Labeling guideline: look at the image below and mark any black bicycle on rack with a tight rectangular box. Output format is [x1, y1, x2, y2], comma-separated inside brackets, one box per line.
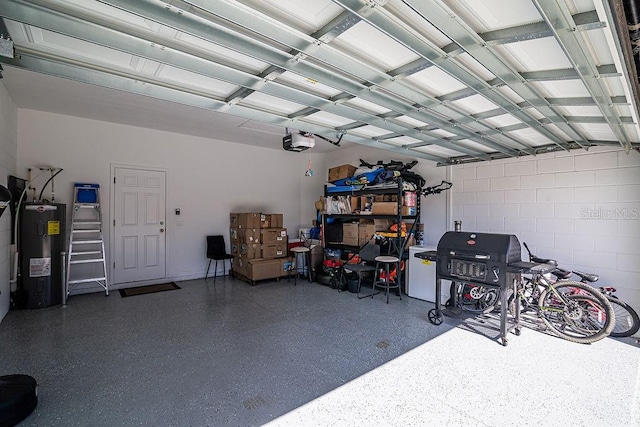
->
[521, 243, 639, 338]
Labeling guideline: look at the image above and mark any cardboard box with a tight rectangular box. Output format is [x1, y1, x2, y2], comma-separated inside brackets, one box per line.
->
[358, 220, 376, 244]
[238, 228, 260, 244]
[232, 213, 261, 229]
[349, 196, 361, 212]
[270, 214, 283, 228]
[374, 219, 394, 232]
[233, 256, 250, 277]
[260, 213, 284, 229]
[260, 228, 287, 244]
[328, 164, 357, 182]
[247, 258, 288, 280]
[342, 223, 359, 246]
[372, 202, 398, 215]
[262, 239, 288, 259]
[239, 243, 261, 259]
[402, 206, 417, 216]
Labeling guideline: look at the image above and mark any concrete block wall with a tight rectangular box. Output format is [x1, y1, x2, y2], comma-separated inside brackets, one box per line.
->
[451, 147, 640, 314]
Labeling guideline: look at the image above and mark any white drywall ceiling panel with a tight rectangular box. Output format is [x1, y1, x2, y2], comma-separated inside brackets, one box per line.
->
[494, 38, 573, 72]
[483, 114, 524, 128]
[574, 123, 618, 141]
[238, 0, 343, 33]
[333, 21, 420, 71]
[241, 92, 307, 114]
[157, 64, 239, 97]
[449, 94, 501, 115]
[344, 97, 392, 115]
[556, 105, 606, 117]
[533, 80, 591, 98]
[394, 115, 430, 128]
[405, 66, 468, 97]
[175, 33, 270, 74]
[386, 135, 422, 146]
[509, 127, 558, 146]
[443, 0, 542, 33]
[349, 124, 391, 138]
[415, 145, 465, 158]
[276, 71, 343, 97]
[304, 111, 356, 127]
[29, 27, 134, 67]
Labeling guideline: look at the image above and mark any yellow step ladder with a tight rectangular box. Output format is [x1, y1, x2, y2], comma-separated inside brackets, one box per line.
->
[65, 183, 108, 303]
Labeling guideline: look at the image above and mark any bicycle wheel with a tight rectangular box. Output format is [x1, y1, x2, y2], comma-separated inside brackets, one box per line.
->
[538, 281, 614, 344]
[457, 283, 499, 314]
[608, 297, 640, 338]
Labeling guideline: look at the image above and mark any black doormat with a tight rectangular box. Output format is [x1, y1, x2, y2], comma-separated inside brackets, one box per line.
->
[119, 282, 180, 298]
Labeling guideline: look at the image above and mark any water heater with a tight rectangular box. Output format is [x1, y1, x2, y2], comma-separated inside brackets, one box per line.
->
[18, 203, 66, 309]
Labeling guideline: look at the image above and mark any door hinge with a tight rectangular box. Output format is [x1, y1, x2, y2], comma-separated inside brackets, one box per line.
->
[113, 262, 115, 269]
[113, 177, 116, 184]
[113, 219, 115, 226]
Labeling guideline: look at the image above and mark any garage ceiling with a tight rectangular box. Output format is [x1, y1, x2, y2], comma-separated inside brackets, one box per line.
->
[1, 0, 639, 165]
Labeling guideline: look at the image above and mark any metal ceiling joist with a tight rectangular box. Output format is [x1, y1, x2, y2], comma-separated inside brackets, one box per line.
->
[223, 10, 358, 108]
[519, 64, 619, 82]
[156, 0, 528, 156]
[533, 0, 632, 152]
[387, 11, 605, 80]
[1, 0, 490, 159]
[311, 10, 361, 42]
[399, 0, 591, 151]
[546, 95, 628, 106]
[334, 0, 576, 153]
[3, 51, 450, 163]
[479, 10, 603, 46]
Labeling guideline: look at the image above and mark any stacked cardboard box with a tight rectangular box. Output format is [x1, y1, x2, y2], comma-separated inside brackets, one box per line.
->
[230, 212, 289, 282]
[328, 164, 357, 182]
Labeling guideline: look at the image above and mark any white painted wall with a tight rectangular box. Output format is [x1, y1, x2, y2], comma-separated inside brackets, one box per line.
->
[450, 147, 640, 315]
[325, 145, 449, 246]
[0, 82, 18, 321]
[17, 109, 326, 285]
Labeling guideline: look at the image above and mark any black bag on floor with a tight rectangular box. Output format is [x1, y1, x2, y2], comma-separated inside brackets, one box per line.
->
[0, 375, 38, 427]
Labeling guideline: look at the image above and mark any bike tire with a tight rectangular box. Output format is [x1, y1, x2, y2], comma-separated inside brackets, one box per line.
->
[538, 281, 614, 344]
[608, 297, 640, 338]
[457, 283, 499, 314]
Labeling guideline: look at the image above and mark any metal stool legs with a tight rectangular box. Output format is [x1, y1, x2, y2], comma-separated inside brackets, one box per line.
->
[373, 256, 401, 303]
[289, 247, 311, 285]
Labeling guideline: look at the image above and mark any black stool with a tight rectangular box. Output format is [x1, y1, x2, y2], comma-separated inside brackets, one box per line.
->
[372, 255, 402, 303]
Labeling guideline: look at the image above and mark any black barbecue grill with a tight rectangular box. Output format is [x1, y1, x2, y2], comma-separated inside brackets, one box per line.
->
[416, 231, 546, 346]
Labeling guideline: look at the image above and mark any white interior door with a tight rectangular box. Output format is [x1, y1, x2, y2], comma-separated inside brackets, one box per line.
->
[113, 167, 166, 284]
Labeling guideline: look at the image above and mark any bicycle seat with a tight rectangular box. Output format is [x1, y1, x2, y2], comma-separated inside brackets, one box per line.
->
[530, 255, 558, 266]
[573, 270, 599, 283]
[551, 268, 572, 280]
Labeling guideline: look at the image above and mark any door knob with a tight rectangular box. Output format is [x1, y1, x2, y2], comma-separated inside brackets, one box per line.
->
[160, 229, 165, 233]
[160, 221, 164, 225]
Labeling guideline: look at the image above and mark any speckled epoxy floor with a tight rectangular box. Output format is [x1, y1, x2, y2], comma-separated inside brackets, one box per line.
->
[0, 277, 638, 426]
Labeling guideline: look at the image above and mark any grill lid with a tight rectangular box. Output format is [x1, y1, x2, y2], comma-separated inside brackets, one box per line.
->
[437, 231, 521, 264]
